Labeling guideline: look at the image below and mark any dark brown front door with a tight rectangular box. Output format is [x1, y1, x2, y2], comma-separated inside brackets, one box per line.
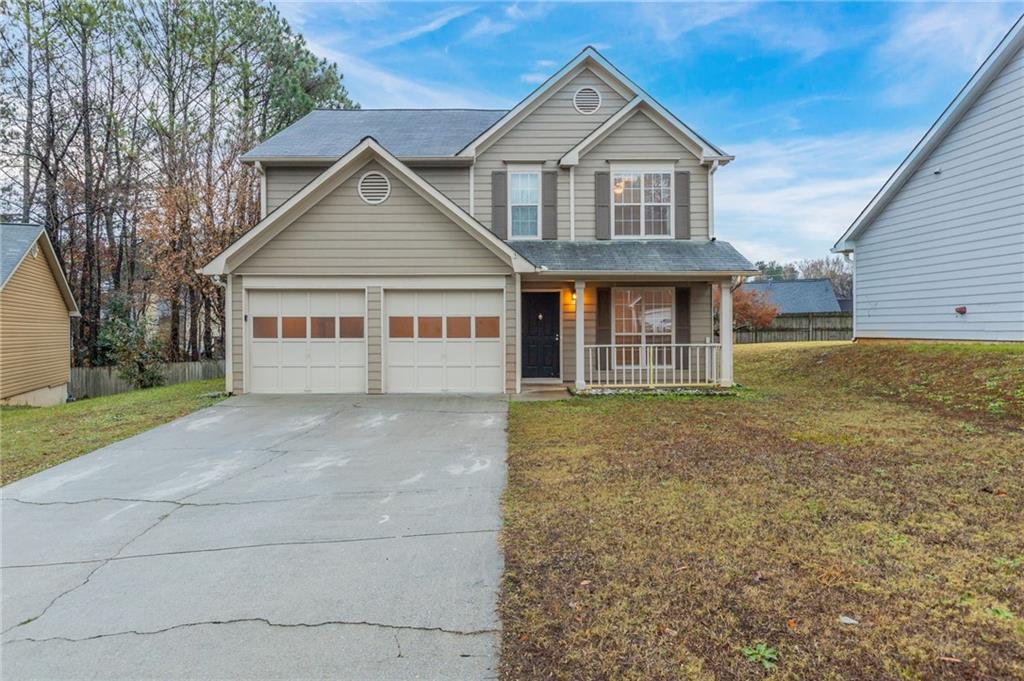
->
[522, 292, 560, 379]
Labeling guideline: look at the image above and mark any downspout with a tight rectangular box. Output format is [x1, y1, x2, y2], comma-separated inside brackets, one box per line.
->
[707, 159, 720, 240]
[569, 165, 576, 240]
[469, 160, 475, 217]
[256, 161, 267, 219]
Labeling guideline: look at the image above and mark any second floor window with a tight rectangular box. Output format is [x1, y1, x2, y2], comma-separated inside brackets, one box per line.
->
[509, 169, 540, 239]
[613, 170, 672, 237]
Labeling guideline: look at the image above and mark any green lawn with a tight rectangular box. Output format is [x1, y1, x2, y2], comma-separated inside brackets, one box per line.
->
[1, 379, 227, 485]
[501, 341, 1024, 680]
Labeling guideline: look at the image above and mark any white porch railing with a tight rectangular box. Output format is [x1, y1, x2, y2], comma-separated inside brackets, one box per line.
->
[583, 343, 722, 388]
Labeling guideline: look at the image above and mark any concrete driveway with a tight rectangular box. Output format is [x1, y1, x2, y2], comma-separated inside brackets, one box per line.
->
[1, 394, 508, 680]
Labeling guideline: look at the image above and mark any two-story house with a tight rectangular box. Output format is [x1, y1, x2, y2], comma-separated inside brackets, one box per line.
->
[203, 47, 758, 395]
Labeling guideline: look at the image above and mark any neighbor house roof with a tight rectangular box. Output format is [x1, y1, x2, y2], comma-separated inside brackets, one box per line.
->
[506, 240, 757, 275]
[742, 279, 840, 315]
[1, 222, 80, 314]
[241, 109, 507, 162]
[833, 14, 1024, 252]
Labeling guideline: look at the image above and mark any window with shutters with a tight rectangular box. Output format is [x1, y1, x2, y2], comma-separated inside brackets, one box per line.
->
[611, 166, 673, 238]
[507, 166, 541, 239]
[612, 287, 674, 366]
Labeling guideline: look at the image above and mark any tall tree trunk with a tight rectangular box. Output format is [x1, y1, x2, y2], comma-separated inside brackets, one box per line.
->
[22, 0, 34, 223]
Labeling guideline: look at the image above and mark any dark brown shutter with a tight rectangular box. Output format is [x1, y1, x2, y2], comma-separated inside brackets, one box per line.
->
[596, 287, 612, 344]
[491, 171, 507, 239]
[675, 171, 691, 239]
[542, 171, 558, 240]
[675, 287, 691, 369]
[595, 171, 611, 240]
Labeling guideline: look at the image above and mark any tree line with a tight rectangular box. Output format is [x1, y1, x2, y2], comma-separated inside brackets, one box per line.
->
[1, 0, 356, 367]
[753, 256, 853, 299]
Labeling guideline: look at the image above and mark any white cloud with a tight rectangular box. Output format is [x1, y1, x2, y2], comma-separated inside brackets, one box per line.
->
[308, 41, 497, 108]
[640, 2, 751, 42]
[367, 5, 477, 50]
[716, 128, 922, 260]
[464, 16, 517, 41]
[519, 72, 547, 84]
[875, 3, 1020, 105]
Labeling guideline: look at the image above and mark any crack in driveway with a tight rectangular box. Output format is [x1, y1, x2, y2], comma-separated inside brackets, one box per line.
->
[4, 616, 499, 645]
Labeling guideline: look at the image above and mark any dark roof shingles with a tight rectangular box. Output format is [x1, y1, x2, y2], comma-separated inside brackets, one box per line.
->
[742, 279, 841, 314]
[508, 240, 757, 273]
[242, 109, 508, 160]
[1, 223, 44, 286]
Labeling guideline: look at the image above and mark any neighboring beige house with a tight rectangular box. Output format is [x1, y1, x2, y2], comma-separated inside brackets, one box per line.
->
[1, 223, 80, 406]
[204, 47, 757, 395]
[834, 15, 1024, 341]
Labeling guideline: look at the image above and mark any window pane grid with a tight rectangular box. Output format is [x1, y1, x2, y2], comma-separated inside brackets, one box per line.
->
[612, 288, 674, 367]
[509, 171, 539, 238]
[613, 172, 672, 237]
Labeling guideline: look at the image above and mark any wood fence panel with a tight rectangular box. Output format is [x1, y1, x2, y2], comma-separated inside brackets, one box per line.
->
[736, 313, 853, 344]
[71, 360, 225, 399]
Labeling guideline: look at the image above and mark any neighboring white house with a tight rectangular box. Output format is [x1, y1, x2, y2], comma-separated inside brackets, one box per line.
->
[833, 15, 1024, 342]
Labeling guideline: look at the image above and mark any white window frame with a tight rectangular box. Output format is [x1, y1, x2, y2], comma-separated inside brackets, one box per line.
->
[507, 164, 542, 240]
[611, 286, 675, 368]
[610, 163, 674, 239]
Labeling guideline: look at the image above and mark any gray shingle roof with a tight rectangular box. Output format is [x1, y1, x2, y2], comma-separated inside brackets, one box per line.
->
[1, 223, 44, 287]
[508, 239, 757, 273]
[242, 109, 508, 160]
[742, 279, 841, 314]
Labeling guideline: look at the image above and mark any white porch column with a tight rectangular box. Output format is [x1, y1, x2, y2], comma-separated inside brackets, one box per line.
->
[575, 280, 586, 390]
[720, 280, 734, 387]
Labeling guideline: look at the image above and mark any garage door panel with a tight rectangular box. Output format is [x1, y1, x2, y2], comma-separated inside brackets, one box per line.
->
[384, 289, 504, 394]
[247, 289, 366, 394]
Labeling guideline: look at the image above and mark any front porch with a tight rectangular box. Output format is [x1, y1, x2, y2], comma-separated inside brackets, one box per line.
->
[518, 277, 736, 391]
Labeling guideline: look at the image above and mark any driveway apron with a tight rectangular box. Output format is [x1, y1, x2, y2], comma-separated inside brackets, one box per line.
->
[1, 394, 508, 680]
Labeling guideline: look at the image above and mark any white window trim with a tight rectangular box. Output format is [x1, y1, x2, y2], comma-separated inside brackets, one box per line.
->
[507, 164, 542, 241]
[611, 286, 675, 368]
[609, 163, 674, 240]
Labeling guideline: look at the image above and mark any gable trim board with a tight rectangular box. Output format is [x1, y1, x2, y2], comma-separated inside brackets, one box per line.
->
[457, 47, 730, 164]
[203, 137, 536, 276]
[834, 14, 1024, 251]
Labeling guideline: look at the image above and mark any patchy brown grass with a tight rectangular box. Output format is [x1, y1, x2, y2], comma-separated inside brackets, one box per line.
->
[500, 341, 1024, 680]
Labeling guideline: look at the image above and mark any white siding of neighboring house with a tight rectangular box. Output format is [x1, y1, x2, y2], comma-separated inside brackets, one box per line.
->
[852, 44, 1024, 341]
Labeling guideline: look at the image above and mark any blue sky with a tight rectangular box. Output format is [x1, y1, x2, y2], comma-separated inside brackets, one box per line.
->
[274, 1, 1023, 262]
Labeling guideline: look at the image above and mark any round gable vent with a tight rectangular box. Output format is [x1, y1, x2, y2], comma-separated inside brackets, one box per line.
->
[573, 86, 601, 114]
[358, 171, 391, 204]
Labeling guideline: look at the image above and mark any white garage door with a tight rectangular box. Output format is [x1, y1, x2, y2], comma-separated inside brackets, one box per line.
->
[385, 290, 504, 393]
[248, 289, 366, 393]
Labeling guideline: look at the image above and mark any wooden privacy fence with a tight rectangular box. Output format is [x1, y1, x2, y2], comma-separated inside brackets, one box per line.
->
[71, 360, 224, 399]
[736, 313, 853, 344]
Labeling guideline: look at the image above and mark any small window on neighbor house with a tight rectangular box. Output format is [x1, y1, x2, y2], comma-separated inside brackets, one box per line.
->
[282, 317, 306, 339]
[340, 317, 364, 339]
[446, 317, 471, 338]
[418, 317, 443, 339]
[253, 317, 277, 339]
[475, 316, 501, 338]
[389, 316, 414, 338]
[310, 317, 335, 339]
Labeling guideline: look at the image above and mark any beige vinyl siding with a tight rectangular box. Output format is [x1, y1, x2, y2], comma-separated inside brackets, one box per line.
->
[265, 166, 325, 213]
[473, 69, 628, 236]
[576, 111, 708, 240]
[505, 275, 517, 391]
[853, 43, 1024, 341]
[231, 274, 243, 392]
[238, 161, 511, 275]
[415, 166, 470, 212]
[521, 280, 714, 383]
[0, 240, 71, 399]
[366, 286, 382, 393]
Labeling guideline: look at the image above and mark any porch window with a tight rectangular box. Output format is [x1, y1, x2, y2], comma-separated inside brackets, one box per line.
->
[613, 288, 673, 366]
[508, 169, 540, 239]
[612, 170, 672, 237]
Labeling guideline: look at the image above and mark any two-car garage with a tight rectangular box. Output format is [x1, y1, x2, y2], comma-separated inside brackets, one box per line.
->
[245, 287, 504, 394]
